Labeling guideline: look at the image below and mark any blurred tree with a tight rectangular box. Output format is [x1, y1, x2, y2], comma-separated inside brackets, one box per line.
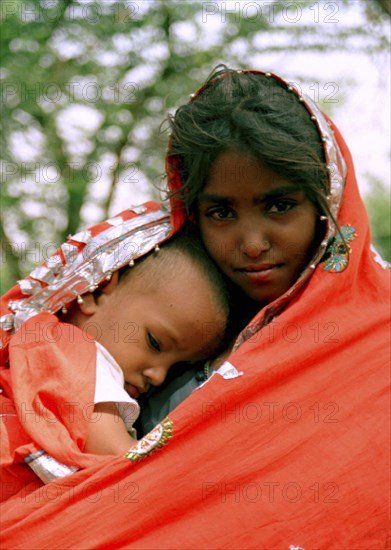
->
[373, 0, 391, 16]
[0, 0, 390, 291]
[364, 177, 391, 262]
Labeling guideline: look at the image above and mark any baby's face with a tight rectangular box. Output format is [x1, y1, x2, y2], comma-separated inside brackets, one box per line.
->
[84, 261, 225, 398]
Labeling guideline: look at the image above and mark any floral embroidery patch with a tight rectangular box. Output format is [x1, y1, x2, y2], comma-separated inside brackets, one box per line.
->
[323, 224, 357, 272]
[124, 417, 173, 462]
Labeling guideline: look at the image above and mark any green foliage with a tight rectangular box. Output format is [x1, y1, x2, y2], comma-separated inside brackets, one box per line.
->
[364, 177, 391, 262]
[0, 0, 390, 291]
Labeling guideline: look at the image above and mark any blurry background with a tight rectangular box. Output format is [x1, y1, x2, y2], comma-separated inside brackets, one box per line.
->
[1, 0, 390, 291]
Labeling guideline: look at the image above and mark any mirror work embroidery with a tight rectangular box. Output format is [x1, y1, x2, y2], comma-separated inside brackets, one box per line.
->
[323, 224, 357, 273]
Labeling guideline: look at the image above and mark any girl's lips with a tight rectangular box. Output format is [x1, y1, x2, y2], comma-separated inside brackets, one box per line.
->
[235, 264, 282, 284]
[238, 264, 278, 271]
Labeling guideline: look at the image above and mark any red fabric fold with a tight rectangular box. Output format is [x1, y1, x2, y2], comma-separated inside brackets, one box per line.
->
[1, 313, 114, 502]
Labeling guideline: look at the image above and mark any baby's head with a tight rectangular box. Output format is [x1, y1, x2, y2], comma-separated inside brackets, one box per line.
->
[68, 234, 229, 397]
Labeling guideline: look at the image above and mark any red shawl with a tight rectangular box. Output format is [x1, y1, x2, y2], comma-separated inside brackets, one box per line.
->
[0, 124, 390, 548]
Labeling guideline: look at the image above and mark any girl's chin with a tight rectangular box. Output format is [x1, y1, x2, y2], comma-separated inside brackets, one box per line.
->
[235, 281, 283, 305]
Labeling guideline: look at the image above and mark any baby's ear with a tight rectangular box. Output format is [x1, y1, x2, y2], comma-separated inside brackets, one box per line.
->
[99, 271, 120, 295]
[77, 271, 120, 315]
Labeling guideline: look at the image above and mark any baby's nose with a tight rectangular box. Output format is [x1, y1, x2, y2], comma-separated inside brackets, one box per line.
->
[143, 365, 168, 387]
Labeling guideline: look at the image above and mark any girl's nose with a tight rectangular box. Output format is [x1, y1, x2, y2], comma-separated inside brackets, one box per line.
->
[242, 239, 271, 258]
[240, 222, 271, 258]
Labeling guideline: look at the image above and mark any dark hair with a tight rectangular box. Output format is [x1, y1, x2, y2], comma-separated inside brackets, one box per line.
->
[166, 66, 331, 220]
[119, 232, 229, 322]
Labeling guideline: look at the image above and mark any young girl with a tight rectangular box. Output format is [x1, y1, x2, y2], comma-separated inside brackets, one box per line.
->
[0, 205, 228, 490]
[137, 67, 390, 546]
[136, 67, 376, 432]
[1, 68, 389, 550]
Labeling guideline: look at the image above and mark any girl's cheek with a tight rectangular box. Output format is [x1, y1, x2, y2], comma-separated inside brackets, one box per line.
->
[201, 224, 238, 263]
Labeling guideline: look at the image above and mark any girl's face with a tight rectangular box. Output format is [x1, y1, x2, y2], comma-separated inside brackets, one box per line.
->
[197, 149, 318, 305]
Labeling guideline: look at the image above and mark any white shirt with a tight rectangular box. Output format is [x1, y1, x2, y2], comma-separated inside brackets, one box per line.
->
[94, 342, 140, 432]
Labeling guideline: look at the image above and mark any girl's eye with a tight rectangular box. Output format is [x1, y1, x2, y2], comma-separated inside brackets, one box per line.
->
[147, 333, 161, 352]
[205, 206, 235, 221]
[267, 199, 297, 214]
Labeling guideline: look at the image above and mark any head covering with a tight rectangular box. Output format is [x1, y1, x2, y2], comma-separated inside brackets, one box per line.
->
[167, 70, 347, 237]
[0, 201, 173, 359]
[1, 70, 390, 549]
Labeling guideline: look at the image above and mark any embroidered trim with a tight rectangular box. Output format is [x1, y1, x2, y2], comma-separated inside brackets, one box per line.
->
[124, 417, 173, 462]
[24, 449, 79, 483]
[323, 224, 357, 272]
[1, 205, 171, 337]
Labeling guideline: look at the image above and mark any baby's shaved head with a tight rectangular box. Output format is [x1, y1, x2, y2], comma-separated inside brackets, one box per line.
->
[119, 234, 229, 333]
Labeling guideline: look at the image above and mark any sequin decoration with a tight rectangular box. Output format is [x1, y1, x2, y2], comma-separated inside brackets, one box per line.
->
[323, 224, 357, 272]
[124, 417, 173, 462]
